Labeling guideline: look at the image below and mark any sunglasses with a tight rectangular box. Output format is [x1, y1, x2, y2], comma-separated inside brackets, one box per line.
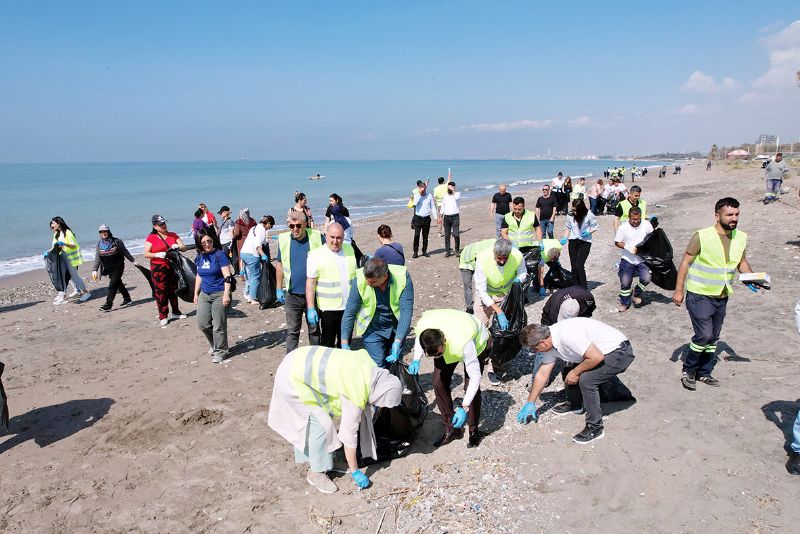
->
[287, 223, 304, 229]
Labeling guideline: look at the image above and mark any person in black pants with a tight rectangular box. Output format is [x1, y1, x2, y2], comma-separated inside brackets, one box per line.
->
[91, 224, 137, 312]
[410, 181, 438, 258]
[563, 199, 598, 288]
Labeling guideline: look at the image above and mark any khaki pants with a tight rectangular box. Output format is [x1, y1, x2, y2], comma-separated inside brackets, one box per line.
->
[473, 292, 504, 374]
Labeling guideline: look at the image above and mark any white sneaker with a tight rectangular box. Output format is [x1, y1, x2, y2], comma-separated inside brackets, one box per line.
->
[79, 292, 91, 302]
[53, 295, 66, 305]
[171, 313, 188, 320]
[306, 470, 338, 494]
[160, 318, 169, 327]
[67, 289, 80, 298]
[208, 347, 214, 355]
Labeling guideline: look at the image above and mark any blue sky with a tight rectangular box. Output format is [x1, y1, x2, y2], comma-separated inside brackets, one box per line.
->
[0, 1, 798, 162]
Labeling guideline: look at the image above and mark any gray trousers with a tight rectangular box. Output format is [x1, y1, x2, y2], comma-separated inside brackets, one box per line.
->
[285, 292, 321, 354]
[64, 260, 87, 293]
[460, 269, 474, 311]
[579, 342, 635, 428]
[197, 291, 228, 356]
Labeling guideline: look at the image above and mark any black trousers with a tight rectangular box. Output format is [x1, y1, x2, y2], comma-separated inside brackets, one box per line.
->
[443, 214, 460, 252]
[567, 239, 592, 288]
[105, 265, 130, 306]
[319, 310, 344, 348]
[412, 215, 431, 254]
[433, 352, 486, 434]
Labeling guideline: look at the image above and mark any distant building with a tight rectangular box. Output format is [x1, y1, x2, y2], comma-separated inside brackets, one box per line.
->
[757, 134, 777, 146]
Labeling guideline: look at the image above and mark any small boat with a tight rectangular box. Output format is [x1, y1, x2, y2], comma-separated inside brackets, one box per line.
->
[308, 174, 325, 181]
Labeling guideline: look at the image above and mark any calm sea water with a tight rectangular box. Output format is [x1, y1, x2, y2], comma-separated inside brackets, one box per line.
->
[0, 159, 661, 277]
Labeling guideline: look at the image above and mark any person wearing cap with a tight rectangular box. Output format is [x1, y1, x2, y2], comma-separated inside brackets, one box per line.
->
[144, 215, 188, 327]
[410, 180, 437, 258]
[216, 206, 238, 274]
[92, 224, 137, 312]
[306, 223, 357, 348]
[763, 152, 790, 204]
[239, 215, 275, 304]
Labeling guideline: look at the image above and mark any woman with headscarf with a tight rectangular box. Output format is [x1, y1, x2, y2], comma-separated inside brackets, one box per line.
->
[91, 224, 137, 312]
[288, 192, 315, 229]
[49, 216, 91, 304]
[144, 214, 188, 327]
[268, 346, 402, 494]
[233, 208, 256, 276]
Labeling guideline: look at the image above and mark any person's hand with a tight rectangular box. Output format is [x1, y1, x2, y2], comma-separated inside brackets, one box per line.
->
[42, 250, 49, 258]
[193, 293, 199, 305]
[56, 241, 65, 247]
[154, 251, 167, 259]
[539, 242, 545, 251]
[539, 287, 547, 297]
[351, 469, 370, 489]
[559, 238, 567, 246]
[275, 289, 285, 304]
[408, 360, 420, 375]
[745, 283, 759, 293]
[496, 312, 509, 330]
[341, 343, 351, 350]
[513, 276, 522, 284]
[565, 370, 579, 385]
[451, 407, 467, 429]
[672, 291, 684, 307]
[516, 402, 538, 424]
[261, 254, 269, 262]
[171, 244, 180, 250]
[625, 244, 638, 254]
[91, 271, 98, 281]
[223, 293, 231, 307]
[133, 261, 140, 267]
[271, 234, 280, 240]
[306, 308, 319, 326]
[580, 230, 591, 239]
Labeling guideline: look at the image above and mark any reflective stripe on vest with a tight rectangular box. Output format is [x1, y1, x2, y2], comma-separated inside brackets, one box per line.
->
[477, 248, 523, 297]
[619, 199, 647, 222]
[504, 211, 537, 248]
[686, 226, 747, 296]
[278, 229, 323, 291]
[291, 346, 375, 416]
[458, 238, 496, 271]
[354, 265, 408, 336]
[310, 244, 357, 310]
[415, 309, 489, 365]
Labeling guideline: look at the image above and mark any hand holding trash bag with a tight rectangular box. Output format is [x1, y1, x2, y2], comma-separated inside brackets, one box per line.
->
[384, 340, 402, 363]
[496, 312, 509, 330]
[408, 360, 420, 375]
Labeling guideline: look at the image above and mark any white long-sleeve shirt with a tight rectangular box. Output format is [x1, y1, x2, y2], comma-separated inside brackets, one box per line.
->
[413, 339, 482, 407]
[473, 260, 527, 307]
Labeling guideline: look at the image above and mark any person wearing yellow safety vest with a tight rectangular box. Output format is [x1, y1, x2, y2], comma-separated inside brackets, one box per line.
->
[275, 211, 325, 353]
[48, 216, 91, 304]
[614, 184, 647, 231]
[340, 257, 414, 367]
[408, 309, 490, 448]
[672, 197, 759, 391]
[268, 346, 402, 493]
[500, 196, 542, 251]
[457, 238, 496, 314]
[473, 238, 526, 385]
[433, 176, 448, 238]
[306, 222, 357, 348]
[613, 207, 653, 312]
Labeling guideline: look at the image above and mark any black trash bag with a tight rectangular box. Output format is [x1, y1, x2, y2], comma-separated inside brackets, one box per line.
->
[257, 260, 278, 309]
[44, 246, 71, 293]
[167, 251, 198, 303]
[543, 261, 573, 290]
[0, 361, 8, 431]
[488, 283, 527, 368]
[523, 249, 541, 275]
[373, 361, 429, 460]
[636, 228, 677, 290]
[135, 263, 156, 298]
[599, 376, 636, 402]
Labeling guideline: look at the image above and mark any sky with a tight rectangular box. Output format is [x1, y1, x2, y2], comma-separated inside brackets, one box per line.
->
[0, 0, 798, 163]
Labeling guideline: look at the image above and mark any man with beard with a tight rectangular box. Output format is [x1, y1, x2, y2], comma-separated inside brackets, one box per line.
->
[672, 198, 759, 390]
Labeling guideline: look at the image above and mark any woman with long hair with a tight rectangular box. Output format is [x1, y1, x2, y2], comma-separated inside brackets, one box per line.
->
[288, 192, 315, 228]
[91, 224, 137, 312]
[193, 227, 233, 363]
[49, 216, 91, 304]
[233, 208, 256, 276]
[562, 199, 598, 288]
[144, 214, 187, 327]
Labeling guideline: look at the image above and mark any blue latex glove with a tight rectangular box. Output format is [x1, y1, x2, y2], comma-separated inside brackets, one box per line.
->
[496, 312, 509, 330]
[746, 283, 758, 293]
[271, 235, 280, 240]
[351, 469, 370, 489]
[538, 242, 545, 251]
[559, 238, 568, 246]
[516, 402, 538, 424]
[408, 360, 420, 375]
[385, 340, 402, 363]
[452, 407, 467, 429]
[341, 343, 351, 350]
[307, 308, 319, 326]
[260, 254, 269, 261]
[513, 276, 522, 284]
[42, 250, 49, 258]
[539, 287, 547, 297]
[275, 289, 285, 304]
[580, 230, 591, 239]
[56, 241, 65, 247]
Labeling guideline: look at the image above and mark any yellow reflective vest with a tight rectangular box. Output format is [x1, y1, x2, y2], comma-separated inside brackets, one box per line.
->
[309, 243, 357, 310]
[278, 229, 323, 291]
[476, 248, 523, 297]
[458, 238, 496, 271]
[414, 309, 489, 365]
[53, 230, 83, 267]
[291, 346, 376, 416]
[503, 210, 538, 248]
[687, 226, 747, 296]
[353, 265, 408, 336]
[618, 199, 647, 223]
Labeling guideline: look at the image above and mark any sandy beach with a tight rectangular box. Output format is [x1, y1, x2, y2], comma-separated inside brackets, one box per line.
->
[2, 161, 799, 533]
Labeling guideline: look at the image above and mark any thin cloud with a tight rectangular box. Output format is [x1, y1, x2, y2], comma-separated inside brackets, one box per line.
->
[455, 119, 555, 132]
[412, 127, 441, 136]
[681, 70, 739, 92]
[743, 19, 800, 101]
[678, 104, 700, 115]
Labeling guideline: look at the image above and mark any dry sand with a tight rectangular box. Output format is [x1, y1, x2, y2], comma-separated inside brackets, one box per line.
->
[2, 161, 800, 533]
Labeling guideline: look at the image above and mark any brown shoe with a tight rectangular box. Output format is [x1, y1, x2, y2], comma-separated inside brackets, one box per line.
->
[306, 470, 338, 494]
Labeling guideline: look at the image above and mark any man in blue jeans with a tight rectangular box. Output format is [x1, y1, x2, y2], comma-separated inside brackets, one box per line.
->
[490, 184, 512, 238]
[535, 185, 558, 239]
[613, 207, 654, 312]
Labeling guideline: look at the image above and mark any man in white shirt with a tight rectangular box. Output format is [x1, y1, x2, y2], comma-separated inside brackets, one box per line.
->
[614, 207, 653, 312]
[411, 180, 438, 258]
[517, 319, 636, 444]
[438, 181, 461, 257]
[239, 215, 273, 304]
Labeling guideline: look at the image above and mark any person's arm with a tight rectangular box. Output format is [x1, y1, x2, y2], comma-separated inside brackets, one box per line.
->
[430, 197, 438, 220]
[535, 220, 543, 242]
[92, 244, 101, 273]
[737, 250, 753, 274]
[175, 237, 186, 252]
[514, 257, 528, 284]
[275, 260, 284, 290]
[340, 278, 362, 344]
[473, 267, 495, 309]
[564, 343, 605, 385]
[305, 277, 318, 310]
[534, 202, 541, 222]
[563, 219, 571, 240]
[412, 337, 424, 362]
[489, 199, 496, 215]
[394, 273, 414, 340]
[220, 256, 233, 306]
[143, 240, 161, 259]
[461, 341, 482, 408]
[337, 396, 363, 473]
[193, 270, 202, 304]
[500, 227, 509, 240]
[525, 361, 556, 404]
[60, 231, 78, 249]
[672, 251, 696, 306]
[119, 240, 136, 263]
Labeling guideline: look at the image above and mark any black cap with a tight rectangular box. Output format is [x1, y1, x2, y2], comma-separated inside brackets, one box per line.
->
[416, 179, 425, 186]
[217, 205, 230, 214]
[152, 214, 166, 225]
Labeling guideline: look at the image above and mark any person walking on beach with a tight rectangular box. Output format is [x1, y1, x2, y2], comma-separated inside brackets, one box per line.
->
[500, 197, 542, 251]
[144, 215, 187, 327]
[560, 177, 573, 215]
[305, 223, 357, 348]
[439, 181, 461, 257]
[517, 319, 636, 444]
[588, 179, 604, 215]
[614, 184, 646, 231]
[535, 184, 558, 239]
[672, 197, 759, 390]
[490, 184, 513, 238]
[49, 217, 91, 304]
[340, 257, 414, 368]
[409, 309, 490, 448]
[91, 224, 136, 312]
[198, 203, 217, 232]
[410, 180, 437, 258]
[233, 208, 256, 275]
[433, 176, 448, 238]
[763, 152, 790, 204]
[239, 215, 274, 305]
[457, 238, 495, 314]
[563, 199, 598, 289]
[217, 206, 238, 274]
[289, 192, 315, 228]
[614, 207, 653, 312]
[275, 211, 325, 353]
[193, 228, 233, 363]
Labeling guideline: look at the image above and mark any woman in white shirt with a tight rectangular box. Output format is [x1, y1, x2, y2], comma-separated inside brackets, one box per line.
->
[563, 199, 598, 288]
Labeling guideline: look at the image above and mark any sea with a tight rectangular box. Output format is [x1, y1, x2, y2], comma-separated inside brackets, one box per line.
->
[0, 159, 664, 278]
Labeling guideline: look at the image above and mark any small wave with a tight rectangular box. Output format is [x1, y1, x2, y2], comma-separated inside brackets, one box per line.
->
[383, 197, 408, 202]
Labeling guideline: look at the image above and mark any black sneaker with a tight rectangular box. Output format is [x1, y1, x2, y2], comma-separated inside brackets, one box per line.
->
[99, 304, 112, 312]
[487, 371, 501, 386]
[412, 253, 419, 259]
[465, 307, 474, 315]
[552, 402, 585, 415]
[120, 299, 133, 307]
[572, 425, 604, 444]
[444, 251, 452, 257]
[467, 431, 483, 448]
[787, 452, 800, 475]
[422, 252, 430, 257]
[681, 371, 696, 391]
[697, 375, 720, 387]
